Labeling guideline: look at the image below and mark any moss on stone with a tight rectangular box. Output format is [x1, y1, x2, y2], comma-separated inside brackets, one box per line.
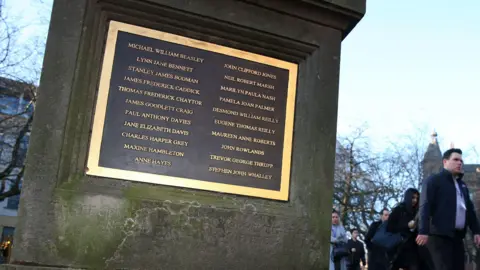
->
[53, 191, 132, 268]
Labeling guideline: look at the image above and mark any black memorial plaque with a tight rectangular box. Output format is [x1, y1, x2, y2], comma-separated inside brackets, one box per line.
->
[87, 21, 297, 200]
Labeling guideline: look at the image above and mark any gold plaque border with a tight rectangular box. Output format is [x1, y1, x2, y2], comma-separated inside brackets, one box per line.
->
[86, 20, 298, 201]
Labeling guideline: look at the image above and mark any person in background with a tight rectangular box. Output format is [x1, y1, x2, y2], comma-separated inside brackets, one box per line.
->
[364, 208, 389, 270]
[330, 210, 348, 270]
[417, 148, 480, 270]
[346, 229, 366, 270]
[387, 188, 420, 270]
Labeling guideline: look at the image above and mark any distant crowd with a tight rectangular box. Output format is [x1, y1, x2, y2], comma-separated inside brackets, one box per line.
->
[330, 148, 480, 270]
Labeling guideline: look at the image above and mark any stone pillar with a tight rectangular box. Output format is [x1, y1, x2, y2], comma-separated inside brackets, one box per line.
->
[8, 0, 365, 269]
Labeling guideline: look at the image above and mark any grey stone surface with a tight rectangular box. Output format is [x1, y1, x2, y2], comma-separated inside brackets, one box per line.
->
[10, 0, 365, 269]
[0, 265, 79, 270]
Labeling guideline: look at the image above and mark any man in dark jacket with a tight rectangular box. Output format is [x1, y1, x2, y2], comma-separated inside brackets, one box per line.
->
[364, 208, 389, 270]
[417, 148, 480, 270]
[346, 229, 366, 270]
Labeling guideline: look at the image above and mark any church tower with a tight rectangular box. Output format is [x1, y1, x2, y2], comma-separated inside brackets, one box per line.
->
[420, 131, 443, 187]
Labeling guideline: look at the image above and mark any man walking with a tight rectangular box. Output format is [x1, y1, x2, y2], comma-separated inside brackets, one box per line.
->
[346, 229, 366, 270]
[364, 208, 389, 270]
[417, 148, 480, 270]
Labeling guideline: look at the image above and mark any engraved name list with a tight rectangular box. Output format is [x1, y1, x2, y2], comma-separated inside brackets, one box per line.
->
[87, 21, 297, 200]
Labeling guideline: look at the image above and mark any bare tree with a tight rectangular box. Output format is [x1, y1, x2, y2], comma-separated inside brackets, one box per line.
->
[0, 0, 50, 201]
[333, 124, 428, 236]
[386, 124, 430, 190]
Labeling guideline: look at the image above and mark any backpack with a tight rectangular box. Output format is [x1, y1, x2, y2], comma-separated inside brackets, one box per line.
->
[371, 221, 403, 251]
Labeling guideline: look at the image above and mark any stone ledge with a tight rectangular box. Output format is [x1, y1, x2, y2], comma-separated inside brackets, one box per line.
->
[0, 265, 81, 270]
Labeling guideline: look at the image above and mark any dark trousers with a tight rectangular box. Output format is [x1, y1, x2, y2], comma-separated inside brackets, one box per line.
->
[427, 234, 465, 270]
[368, 250, 388, 270]
[347, 263, 360, 270]
[418, 245, 434, 270]
[368, 262, 386, 270]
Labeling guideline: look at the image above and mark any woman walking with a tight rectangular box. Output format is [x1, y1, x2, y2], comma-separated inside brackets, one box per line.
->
[387, 188, 421, 270]
[330, 210, 348, 270]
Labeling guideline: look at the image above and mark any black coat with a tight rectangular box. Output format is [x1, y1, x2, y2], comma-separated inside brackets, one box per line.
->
[387, 202, 418, 268]
[346, 239, 366, 266]
[365, 220, 387, 265]
[419, 169, 480, 238]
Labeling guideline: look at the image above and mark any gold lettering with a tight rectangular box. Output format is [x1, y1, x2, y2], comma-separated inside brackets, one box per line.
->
[145, 135, 189, 147]
[239, 111, 279, 124]
[148, 147, 184, 157]
[125, 98, 144, 106]
[208, 166, 272, 180]
[224, 64, 238, 71]
[220, 85, 275, 101]
[247, 172, 272, 180]
[214, 119, 235, 127]
[137, 58, 195, 73]
[253, 137, 276, 146]
[211, 131, 238, 139]
[142, 91, 175, 101]
[123, 76, 200, 95]
[125, 122, 189, 136]
[148, 136, 172, 145]
[175, 96, 202, 106]
[124, 143, 147, 152]
[221, 144, 235, 151]
[119, 86, 143, 95]
[174, 86, 200, 95]
[175, 107, 194, 115]
[124, 109, 141, 117]
[212, 107, 239, 116]
[219, 97, 274, 112]
[136, 57, 153, 64]
[224, 63, 276, 79]
[262, 72, 276, 79]
[121, 132, 149, 141]
[123, 121, 139, 128]
[170, 117, 191, 125]
[124, 144, 184, 156]
[213, 118, 275, 134]
[221, 144, 265, 156]
[154, 48, 204, 63]
[208, 166, 247, 176]
[256, 82, 275, 90]
[173, 140, 189, 147]
[128, 43, 154, 52]
[125, 98, 193, 115]
[174, 75, 199, 84]
[141, 112, 170, 122]
[134, 157, 172, 167]
[168, 63, 194, 73]
[235, 123, 275, 134]
[210, 154, 272, 168]
[128, 66, 155, 76]
[236, 77, 256, 86]
[154, 71, 174, 79]
[224, 75, 236, 81]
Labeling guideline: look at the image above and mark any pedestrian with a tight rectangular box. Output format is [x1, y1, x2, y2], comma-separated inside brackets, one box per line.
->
[364, 208, 389, 270]
[330, 210, 348, 270]
[346, 229, 366, 270]
[387, 188, 420, 270]
[417, 148, 480, 270]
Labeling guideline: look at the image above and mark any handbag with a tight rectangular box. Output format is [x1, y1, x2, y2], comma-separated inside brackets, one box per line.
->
[331, 243, 350, 262]
[371, 221, 403, 251]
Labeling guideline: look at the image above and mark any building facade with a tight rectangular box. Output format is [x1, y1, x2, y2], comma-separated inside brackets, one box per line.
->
[422, 132, 480, 269]
[0, 77, 34, 263]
